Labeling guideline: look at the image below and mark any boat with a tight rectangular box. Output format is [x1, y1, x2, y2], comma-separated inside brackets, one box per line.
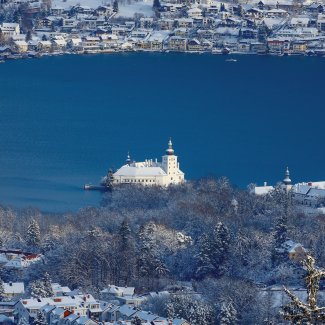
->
[226, 59, 237, 62]
[212, 49, 223, 55]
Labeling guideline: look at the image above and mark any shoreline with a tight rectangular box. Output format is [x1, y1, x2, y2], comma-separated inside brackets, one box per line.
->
[1, 48, 323, 64]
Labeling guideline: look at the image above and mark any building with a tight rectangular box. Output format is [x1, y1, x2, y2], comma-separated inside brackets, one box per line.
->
[252, 167, 291, 195]
[0, 23, 20, 39]
[112, 139, 185, 187]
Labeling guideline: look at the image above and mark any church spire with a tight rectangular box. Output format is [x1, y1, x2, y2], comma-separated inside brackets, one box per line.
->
[283, 166, 292, 185]
[166, 138, 174, 155]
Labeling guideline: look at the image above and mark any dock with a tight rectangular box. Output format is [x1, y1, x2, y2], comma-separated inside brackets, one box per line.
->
[83, 184, 111, 191]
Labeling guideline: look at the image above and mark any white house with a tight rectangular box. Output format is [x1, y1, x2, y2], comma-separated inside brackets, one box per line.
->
[112, 139, 185, 187]
[0, 23, 20, 39]
[3, 282, 25, 298]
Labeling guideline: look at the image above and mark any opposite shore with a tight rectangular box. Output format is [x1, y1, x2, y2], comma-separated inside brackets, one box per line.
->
[1, 0, 325, 63]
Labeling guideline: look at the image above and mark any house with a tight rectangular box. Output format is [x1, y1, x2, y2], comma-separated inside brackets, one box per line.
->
[266, 8, 289, 18]
[51, 6, 65, 16]
[317, 14, 325, 31]
[147, 31, 168, 50]
[3, 282, 24, 299]
[168, 36, 187, 51]
[82, 37, 101, 52]
[13, 40, 28, 53]
[290, 17, 310, 28]
[292, 181, 325, 207]
[114, 305, 137, 321]
[52, 39, 67, 51]
[291, 41, 307, 54]
[278, 240, 308, 262]
[101, 285, 135, 299]
[188, 7, 202, 19]
[140, 17, 154, 28]
[267, 37, 290, 54]
[0, 249, 42, 269]
[0, 23, 20, 39]
[187, 38, 202, 51]
[15, 294, 100, 324]
[175, 18, 194, 28]
[38, 40, 52, 52]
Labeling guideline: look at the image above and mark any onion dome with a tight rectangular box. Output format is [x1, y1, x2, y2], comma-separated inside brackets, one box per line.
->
[126, 152, 131, 165]
[283, 167, 292, 185]
[166, 138, 174, 155]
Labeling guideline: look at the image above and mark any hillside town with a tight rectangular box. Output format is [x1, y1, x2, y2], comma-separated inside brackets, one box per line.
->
[1, 0, 325, 60]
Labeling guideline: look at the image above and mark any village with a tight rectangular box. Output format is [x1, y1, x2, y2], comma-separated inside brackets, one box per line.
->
[1, 0, 325, 60]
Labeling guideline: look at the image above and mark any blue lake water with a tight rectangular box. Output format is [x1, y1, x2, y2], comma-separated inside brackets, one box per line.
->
[0, 53, 324, 212]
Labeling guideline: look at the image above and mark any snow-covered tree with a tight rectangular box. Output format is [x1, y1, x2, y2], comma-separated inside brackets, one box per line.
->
[0, 277, 5, 299]
[167, 294, 215, 325]
[26, 218, 41, 247]
[211, 222, 230, 276]
[42, 272, 54, 297]
[218, 300, 238, 325]
[30, 280, 47, 298]
[131, 316, 142, 325]
[272, 214, 288, 265]
[113, 0, 118, 12]
[196, 222, 230, 279]
[33, 311, 46, 325]
[196, 234, 215, 279]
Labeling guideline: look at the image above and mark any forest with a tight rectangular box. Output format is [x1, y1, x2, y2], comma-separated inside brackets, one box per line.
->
[0, 177, 324, 324]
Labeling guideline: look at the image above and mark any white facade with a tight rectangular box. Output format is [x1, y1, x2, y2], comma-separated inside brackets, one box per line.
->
[0, 23, 20, 39]
[112, 139, 185, 187]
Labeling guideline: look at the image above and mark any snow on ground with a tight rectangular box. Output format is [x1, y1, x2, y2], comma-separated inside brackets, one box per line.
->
[117, 0, 154, 18]
[52, 0, 105, 9]
[52, 0, 154, 18]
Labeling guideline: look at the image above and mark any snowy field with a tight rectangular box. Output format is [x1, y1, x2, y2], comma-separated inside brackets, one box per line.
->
[52, 0, 154, 18]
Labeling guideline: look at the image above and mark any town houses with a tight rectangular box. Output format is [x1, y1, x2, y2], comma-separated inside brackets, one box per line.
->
[1, 0, 325, 59]
[1, 282, 190, 325]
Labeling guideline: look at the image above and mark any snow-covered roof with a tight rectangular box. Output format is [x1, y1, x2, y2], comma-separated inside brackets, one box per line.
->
[114, 165, 167, 177]
[4, 282, 24, 295]
[253, 185, 274, 196]
[118, 304, 137, 317]
[134, 310, 158, 322]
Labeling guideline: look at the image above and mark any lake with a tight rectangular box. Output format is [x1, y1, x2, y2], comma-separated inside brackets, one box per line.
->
[0, 53, 324, 212]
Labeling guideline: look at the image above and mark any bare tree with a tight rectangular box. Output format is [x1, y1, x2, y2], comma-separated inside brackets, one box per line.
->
[282, 255, 325, 324]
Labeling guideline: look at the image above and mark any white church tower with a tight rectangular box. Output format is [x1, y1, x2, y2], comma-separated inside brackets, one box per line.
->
[161, 138, 184, 185]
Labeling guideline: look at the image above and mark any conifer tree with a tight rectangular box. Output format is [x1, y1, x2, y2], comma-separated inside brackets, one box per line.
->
[113, 0, 119, 13]
[211, 222, 230, 277]
[0, 277, 5, 300]
[42, 272, 54, 297]
[153, 0, 161, 10]
[33, 311, 46, 325]
[272, 214, 288, 265]
[131, 316, 142, 325]
[26, 218, 41, 247]
[218, 300, 238, 325]
[196, 234, 215, 279]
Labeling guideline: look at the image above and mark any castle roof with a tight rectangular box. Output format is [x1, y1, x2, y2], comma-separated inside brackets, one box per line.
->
[114, 165, 167, 177]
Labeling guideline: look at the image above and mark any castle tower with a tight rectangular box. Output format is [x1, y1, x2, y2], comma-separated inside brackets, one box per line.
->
[126, 152, 131, 165]
[162, 138, 178, 177]
[282, 166, 292, 194]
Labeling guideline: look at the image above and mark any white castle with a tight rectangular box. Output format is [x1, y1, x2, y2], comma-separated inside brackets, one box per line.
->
[112, 139, 185, 186]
